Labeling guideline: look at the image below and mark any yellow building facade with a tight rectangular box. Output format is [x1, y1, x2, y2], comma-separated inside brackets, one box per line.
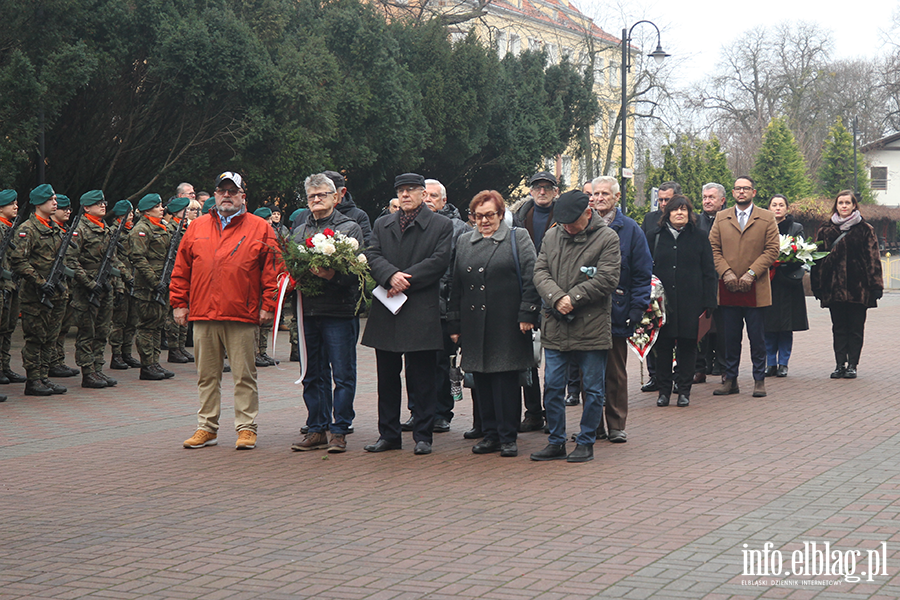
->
[376, 0, 634, 191]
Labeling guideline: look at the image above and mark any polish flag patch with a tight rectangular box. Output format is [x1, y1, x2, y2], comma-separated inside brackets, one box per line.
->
[18, 232, 26, 237]
[137, 232, 146, 236]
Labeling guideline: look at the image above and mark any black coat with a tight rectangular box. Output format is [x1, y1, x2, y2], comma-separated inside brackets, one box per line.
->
[361, 205, 454, 352]
[650, 222, 718, 339]
[447, 223, 540, 373]
[764, 217, 809, 332]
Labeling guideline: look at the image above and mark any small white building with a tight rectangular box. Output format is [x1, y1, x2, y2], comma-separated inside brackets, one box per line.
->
[861, 132, 900, 206]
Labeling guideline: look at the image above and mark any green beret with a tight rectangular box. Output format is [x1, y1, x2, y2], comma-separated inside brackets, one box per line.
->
[137, 193, 162, 212]
[203, 197, 216, 213]
[29, 184, 55, 205]
[113, 200, 133, 216]
[254, 207, 272, 219]
[290, 208, 307, 223]
[0, 190, 17, 207]
[166, 197, 190, 214]
[56, 194, 71, 208]
[80, 189, 105, 206]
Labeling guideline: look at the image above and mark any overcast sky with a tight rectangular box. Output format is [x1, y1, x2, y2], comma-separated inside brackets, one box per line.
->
[578, 0, 899, 86]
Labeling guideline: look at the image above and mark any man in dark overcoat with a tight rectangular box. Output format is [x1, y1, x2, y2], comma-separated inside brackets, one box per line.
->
[361, 173, 454, 456]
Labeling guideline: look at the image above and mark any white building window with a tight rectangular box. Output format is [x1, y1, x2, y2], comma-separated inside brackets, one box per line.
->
[529, 38, 541, 52]
[609, 63, 619, 87]
[510, 34, 521, 56]
[546, 43, 558, 64]
[496, 31, 507, 59]
[872, 166, 888, 191]
[594, 58, 604, 86]
[594, 117, 604, 137]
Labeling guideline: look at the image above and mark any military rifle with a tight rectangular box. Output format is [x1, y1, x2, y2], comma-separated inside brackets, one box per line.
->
[40, 207, 83, 308]
[154, 216, 185, 305]
[87, 213, 128, 307]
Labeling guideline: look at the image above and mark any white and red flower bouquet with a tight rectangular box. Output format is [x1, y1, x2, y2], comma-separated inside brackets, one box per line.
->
[627, 275, 666, 363]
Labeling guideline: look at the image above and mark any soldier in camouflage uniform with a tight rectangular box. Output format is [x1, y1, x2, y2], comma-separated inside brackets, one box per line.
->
[49, 195, 80, 378]
[0, 190, 26, 394]
[164, 197, 193, 364]
[252, 206, 276, 367]
[8, 184, 70, 396]
[108, 200, 140, 370]
[67, 190, 124, 389]
[129, 194, 174, 380]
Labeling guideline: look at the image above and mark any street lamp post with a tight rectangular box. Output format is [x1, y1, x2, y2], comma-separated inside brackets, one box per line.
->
[620, 20, 669, 216]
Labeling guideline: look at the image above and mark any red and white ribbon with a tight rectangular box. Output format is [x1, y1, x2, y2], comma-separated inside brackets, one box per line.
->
[272, 275, 307, 384]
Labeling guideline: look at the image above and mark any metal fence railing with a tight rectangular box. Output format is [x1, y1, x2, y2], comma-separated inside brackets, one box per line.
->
[881, 255, 900, 289]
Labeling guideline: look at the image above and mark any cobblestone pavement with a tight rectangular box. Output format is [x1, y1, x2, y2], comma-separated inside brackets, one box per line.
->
[2, 294, 900, 599]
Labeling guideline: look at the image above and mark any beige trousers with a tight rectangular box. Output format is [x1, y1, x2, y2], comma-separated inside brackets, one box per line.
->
[194, 321, 259, 433]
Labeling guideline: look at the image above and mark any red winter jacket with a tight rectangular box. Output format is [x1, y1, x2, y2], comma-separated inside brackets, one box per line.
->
[170, 210, 278, 323]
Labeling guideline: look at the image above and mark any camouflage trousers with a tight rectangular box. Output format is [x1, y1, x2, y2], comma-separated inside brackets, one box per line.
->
[53, 298, 76, 366]
[21, 295, 68, 380]
[109, 293, 138, 356]
[165, 305, 187, 349]
[71, 286, 114, 375]
[134, 297, 165, 366]
[258, 324, 269, 354]
[0, 288, 20, 372]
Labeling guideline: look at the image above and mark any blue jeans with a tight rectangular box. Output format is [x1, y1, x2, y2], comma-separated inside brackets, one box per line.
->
[764, 331, 793, 367]
[302, 316, 358, 435]
[544, 349, 608, 446]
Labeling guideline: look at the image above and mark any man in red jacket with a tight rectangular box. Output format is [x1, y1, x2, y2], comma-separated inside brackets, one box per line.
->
[171, 172, 278, 450]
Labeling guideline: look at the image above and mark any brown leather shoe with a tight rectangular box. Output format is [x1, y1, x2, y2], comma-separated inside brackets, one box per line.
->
[291, 431, 329, 451]
[713, 379, 739, 395]
[752, 379, 767, 397]
[692, 371, 706, 384]
[327, 434, 347, 453]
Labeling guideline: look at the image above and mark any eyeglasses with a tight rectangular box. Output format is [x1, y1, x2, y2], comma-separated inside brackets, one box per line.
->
[474, 211, 500, 221]
[215, 188, 243, 196]
[396, 185, 423, 194]
[733, 186, 754, 192]
[307, 192, 334, 201]
[531, 185, 555, 192]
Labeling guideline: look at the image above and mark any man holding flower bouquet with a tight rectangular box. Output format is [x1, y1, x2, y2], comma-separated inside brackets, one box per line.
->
[289, 173, 366, 454]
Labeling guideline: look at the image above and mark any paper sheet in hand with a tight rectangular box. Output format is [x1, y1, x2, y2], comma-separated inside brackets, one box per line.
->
[373, 285, 407, 315]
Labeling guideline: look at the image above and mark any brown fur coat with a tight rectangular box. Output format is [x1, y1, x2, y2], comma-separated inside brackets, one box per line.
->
[810, 218, 883, 308]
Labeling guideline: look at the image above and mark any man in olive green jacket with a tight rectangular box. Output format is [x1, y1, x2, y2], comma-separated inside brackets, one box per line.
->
[531, 190, 620, 463]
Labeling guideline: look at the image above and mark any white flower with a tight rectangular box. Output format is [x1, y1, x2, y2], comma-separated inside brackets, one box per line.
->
[321, 242, 336, 256]
[347, 237, 359, 251]
[297, 243, 307, 254]
[779, 234, 794, 254]
[312, 233, 327, 245]
[357, 253, 367, 264]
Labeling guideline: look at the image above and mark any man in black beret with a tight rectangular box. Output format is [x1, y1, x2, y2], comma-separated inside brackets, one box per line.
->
[531, 190, 621, 463]
[361, 173, 454, 456]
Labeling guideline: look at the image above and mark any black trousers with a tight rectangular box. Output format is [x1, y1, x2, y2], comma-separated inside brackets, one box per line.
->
[829, 302, 868, 366]
[375, 349, 437, 444]
[407, 321, 455, 422]
[522, 366, 542, 420]
[654, 336, 699, 398]
[473, 371, 520, 444]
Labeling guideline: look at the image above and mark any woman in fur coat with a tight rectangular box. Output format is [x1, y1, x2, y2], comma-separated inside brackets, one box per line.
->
[810, 190, 884, 379]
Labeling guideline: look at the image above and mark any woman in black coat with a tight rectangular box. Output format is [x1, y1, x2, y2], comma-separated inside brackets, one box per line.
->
[448, 191, 540, 457]
[650, 195, 718, 407]
[810, 190, 884, 379]
[763, 195, 809, 378]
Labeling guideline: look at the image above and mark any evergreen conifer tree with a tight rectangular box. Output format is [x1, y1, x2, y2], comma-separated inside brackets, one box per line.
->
[751, 117, 813, 205]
